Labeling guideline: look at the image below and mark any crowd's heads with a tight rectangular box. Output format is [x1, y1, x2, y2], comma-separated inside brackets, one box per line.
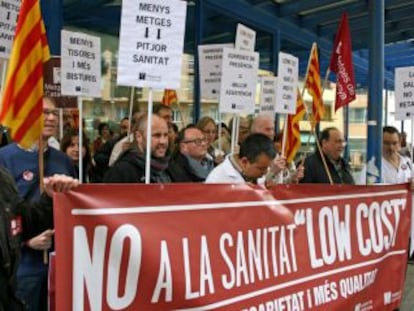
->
[383, 125, 401, 158]
[320, 127, 346, 161]
[238, 133, 276, 180]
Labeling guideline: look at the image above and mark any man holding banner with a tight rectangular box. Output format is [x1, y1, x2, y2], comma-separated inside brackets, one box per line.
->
[0, 167, 78, 310]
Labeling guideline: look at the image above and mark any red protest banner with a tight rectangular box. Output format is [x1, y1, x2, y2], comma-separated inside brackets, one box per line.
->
[54, 183, 411, 310]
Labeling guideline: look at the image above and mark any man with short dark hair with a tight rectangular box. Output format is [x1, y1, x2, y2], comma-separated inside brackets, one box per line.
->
[382, 125, 412, 183]
[103, 114, 171, 183]
[168, 126, 214, 182]
[301, 127, 354, 184]
[206, 133, 276, 184]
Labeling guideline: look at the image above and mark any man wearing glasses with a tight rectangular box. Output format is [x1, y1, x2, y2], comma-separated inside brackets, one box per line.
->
[0, 96, 76, 311]
[168, 126, 214, 182]
[301, 127, 354, 184]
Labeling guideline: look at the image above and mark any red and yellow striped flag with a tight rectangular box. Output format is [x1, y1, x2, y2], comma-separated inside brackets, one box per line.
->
[0, 0, 50, 148]
[162, 89, 178, 106]
[305, 43, 324, 129]
[285, 89, 305, 164]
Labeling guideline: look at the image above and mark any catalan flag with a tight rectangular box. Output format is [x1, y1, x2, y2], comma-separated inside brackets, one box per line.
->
[285, 89, 305, 164]
[0, 0, 50, 149]
[305, 43, 324, 129]
[162, 89, 178, 106]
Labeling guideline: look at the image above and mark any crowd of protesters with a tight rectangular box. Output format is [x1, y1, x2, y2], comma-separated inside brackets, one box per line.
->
[1, 98, 413, 310]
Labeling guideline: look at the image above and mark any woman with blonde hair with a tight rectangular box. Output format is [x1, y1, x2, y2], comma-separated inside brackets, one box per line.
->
[196, 116, 224, 165]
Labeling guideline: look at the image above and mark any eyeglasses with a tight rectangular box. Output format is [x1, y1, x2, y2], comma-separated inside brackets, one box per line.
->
[182, 137, 207, 145]
[43, 109, 59, 117]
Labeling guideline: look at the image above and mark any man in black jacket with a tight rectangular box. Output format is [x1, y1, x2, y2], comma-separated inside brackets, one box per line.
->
[103, 114, 171, 183]
[0, 167, 78, 310]
[301, 127, 354, 184]
[168, 126, 214, 182]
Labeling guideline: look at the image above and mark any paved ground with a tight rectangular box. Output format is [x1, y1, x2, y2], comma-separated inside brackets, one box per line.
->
[400, 263, 414, 311]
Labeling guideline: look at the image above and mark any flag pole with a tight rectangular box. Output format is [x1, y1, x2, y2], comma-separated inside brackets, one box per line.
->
[127, 87, 135, 137]
[78, 97, 83, 183]
[281, 114, 288, 158]
[230, 113, 238, 154]
[145, 88, 153, 184]
[0, 59, 8, 102]
[217, 116, 222, 151]
[58, 108, 63, 139]
[300, 43, 316, 165]
[279, 115, 289, 183]
[322, 68, 330, 94]
[300, 43, 333, 184]
[38, 136, 48, 264]
[314, 131, 334, 184]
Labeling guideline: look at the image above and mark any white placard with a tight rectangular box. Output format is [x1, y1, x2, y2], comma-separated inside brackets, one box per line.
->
[235, 23, 256, 52]
[117, 0, 187, 89]
[275, 52, 298, 114]
[219, 47, 259, 114]
[259, 76, 277, 115]
[198, 43, 233, 100]
[395, 66, 414, 120]
[60, 30, 101, 97]
[0, 0, 20, 58]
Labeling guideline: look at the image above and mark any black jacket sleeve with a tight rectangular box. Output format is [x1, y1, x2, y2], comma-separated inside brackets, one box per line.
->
[0, 167, 54, 240]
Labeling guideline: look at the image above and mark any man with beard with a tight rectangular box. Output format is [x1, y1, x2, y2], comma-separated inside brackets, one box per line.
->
[103, 114, 171, 183]
[0, 97, 76, 311]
